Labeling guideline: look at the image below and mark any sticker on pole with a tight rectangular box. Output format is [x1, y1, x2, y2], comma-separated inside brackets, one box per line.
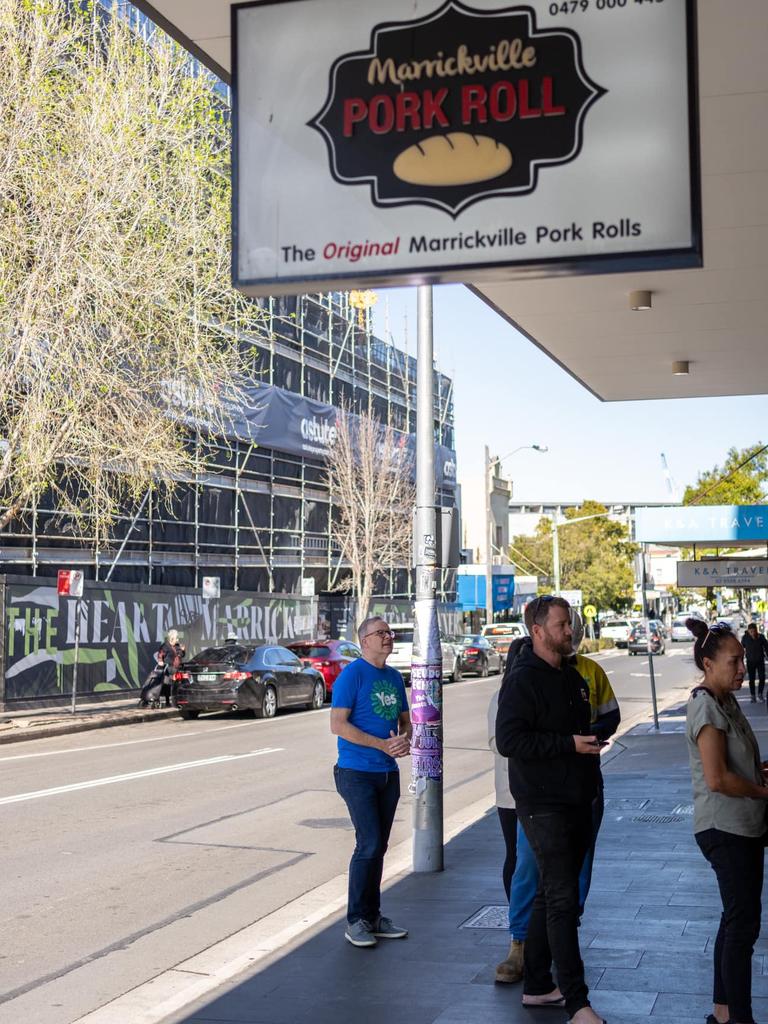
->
[57, 570, 84, 598]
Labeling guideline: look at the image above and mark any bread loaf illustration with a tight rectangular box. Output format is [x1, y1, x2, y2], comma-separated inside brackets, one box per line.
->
[392, 132, 513, 187]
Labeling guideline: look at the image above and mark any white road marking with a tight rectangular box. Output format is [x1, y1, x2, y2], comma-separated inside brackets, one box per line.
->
[0, 748, 283, 806]
[0, 718, 275, 763]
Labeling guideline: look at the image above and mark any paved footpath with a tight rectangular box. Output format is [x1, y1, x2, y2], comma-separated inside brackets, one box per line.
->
[160, 693, 768, 1024]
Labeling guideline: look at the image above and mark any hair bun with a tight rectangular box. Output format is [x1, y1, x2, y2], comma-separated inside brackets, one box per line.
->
[686, 617, 708, 639]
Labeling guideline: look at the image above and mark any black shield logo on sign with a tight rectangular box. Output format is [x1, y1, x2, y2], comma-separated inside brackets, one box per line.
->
[309, 1, 605, 218]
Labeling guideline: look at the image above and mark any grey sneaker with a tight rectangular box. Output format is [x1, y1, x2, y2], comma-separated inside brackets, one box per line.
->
[371, 915, 408, 939]
[345, 919, 377, 947]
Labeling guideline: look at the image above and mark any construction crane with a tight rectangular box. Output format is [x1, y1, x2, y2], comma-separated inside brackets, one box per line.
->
[660, 452, 680, 502]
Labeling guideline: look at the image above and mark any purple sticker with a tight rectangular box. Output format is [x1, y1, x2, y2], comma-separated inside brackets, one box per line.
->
[409, 661, 442, 723]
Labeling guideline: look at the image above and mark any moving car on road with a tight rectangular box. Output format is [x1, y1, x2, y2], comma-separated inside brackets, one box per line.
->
[286, 639, 361, 698]
[175, 644, 326, 720]
[671, 618, 694, 642]
[481, 622, 529, 660]
[627, 620, 666, 656]
[457, 634, 504, 677]
[600, 618, 635, 648]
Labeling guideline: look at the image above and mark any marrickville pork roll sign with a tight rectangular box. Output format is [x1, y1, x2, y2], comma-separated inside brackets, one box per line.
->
[309, 4, 602, 216]
[233, 0, 700, 296]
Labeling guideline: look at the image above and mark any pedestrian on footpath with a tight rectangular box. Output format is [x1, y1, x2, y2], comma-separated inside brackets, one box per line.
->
[496, 595, 606, 1024]
[158, 629, 185, 708]
[488, 682, 517, 969]
[740, 623, 768, 702]
[495, 611, 620, 985]
[330, 616, 411, 949]
[685, 617, 768, 1024]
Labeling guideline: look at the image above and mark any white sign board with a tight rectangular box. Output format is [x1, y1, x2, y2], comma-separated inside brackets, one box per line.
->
[677, 559, 768, 589]
[559, 589, 583, 607]
[202, 576, 221, 599]
[233, 0, 699, 295]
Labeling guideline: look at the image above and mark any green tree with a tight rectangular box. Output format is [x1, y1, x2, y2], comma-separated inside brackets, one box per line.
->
[682, 444, 768, 505]
[510, 501, 638, 611]
[0, 0, 254, 537]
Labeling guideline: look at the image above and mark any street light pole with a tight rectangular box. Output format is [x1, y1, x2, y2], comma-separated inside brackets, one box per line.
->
[485, 445, 548, 620]
[552, 515, 561, 596]
[411, 284, 443, 873]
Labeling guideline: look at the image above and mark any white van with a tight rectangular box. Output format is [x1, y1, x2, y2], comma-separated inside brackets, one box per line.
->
[600, 618, 634, 648]
[388, 623, 462, 683]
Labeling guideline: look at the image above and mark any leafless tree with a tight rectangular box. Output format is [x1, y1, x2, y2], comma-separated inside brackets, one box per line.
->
[326, 408, 415, 630]
[0, 0, 256, 538]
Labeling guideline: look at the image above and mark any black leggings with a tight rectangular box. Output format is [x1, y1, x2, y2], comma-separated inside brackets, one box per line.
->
[696, 828, 764, 1024]
[747, 661, 765, 700]
[497, 807, 518, 901]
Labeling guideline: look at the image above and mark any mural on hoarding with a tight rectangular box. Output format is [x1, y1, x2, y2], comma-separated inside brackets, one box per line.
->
[4, 583, 316, 701]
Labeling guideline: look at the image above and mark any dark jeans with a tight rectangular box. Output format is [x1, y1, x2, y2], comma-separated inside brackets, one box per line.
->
[747, 661, 765, 700]
[696, 828, 764, 1024]
[497, 807, 518, 901]
[334, 766, 400, 925]
[519, 804, 594, 1018]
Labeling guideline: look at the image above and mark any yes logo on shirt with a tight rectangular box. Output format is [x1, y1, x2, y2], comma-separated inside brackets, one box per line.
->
[371, 681, 401, 720]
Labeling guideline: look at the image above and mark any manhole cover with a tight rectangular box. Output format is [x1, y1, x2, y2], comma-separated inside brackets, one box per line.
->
[460, 905, 508, 929]
[297, 818, 353, 830]
[632, 813, 684, 824]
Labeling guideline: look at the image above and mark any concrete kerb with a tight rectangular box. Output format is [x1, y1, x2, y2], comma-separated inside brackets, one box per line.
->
[68, 680, 684, 1024]
[0, 704, 178, 744]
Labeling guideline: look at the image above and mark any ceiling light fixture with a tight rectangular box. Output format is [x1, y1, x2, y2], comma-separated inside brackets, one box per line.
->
[672, 360, 690, 376]
[629, 289, 652, 311]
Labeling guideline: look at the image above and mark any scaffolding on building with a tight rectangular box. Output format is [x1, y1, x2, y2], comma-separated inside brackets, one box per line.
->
[0, 292, 457, 600]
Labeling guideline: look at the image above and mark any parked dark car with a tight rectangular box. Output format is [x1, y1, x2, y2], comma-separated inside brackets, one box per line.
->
[457, 635, 503, 677]
[628, 621, 666, 656]
[286, 639, 362, 697]
[175, 644, 326, 719]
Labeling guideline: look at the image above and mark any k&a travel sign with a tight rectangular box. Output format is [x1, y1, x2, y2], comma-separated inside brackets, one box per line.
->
[233, 0, 700, 296]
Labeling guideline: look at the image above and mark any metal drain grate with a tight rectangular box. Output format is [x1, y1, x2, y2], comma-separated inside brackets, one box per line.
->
[460, 905, 508, 929]
[632, 813, 684, 824]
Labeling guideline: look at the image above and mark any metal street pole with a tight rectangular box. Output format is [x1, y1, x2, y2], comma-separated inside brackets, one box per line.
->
[641, 544, 660, 730]
[411, 284, 443, 873]
[71, 597, 81, 714]
[485, 445, 493, 627]
[552, 516, 561, 596]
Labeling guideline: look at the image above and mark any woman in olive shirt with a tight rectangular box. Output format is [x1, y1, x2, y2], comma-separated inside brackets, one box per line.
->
[685, 619, 768, 1024]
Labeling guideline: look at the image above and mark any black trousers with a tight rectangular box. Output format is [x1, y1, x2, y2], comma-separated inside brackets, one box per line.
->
[497, 807, 518, 901]
[746, 661, 765, 700]
[518, 804, 594, 1018]
[696, 828, 764, 1024]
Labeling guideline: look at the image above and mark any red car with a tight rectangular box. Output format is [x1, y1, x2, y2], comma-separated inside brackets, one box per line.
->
[286, 639, 362, 698]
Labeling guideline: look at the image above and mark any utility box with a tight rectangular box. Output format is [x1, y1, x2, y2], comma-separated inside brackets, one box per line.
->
[413, 506, 461, 569]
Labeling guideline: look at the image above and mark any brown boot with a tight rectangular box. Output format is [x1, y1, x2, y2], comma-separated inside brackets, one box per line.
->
[495, 938, 524, 983]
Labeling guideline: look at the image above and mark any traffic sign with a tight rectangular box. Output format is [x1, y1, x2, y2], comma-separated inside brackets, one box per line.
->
[584, 604, 597, 620]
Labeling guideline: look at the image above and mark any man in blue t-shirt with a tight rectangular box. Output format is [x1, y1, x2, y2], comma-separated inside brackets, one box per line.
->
[331, 615, 411, 948]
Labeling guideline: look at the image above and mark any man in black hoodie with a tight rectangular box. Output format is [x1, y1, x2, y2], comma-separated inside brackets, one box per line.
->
[496, 595, 604, 1024]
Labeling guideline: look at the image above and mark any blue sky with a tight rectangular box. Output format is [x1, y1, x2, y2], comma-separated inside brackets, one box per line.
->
[373, 285, 768, 546]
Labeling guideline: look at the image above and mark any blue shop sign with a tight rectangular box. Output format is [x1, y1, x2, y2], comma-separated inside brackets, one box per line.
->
[635, 505, 768, 544]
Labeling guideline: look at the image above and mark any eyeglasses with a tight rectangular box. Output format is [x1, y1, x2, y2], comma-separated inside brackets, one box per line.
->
[364, 629, 395, 640]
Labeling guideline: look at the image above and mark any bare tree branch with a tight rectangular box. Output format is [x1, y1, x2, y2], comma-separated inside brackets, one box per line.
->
[326, 407, 415, 630]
